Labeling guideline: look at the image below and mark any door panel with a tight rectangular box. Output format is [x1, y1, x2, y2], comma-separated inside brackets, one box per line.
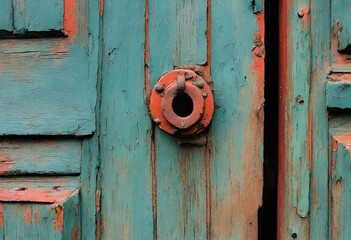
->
[0, 0, 96, 136]
[100, 0, 264, 239]
[279, 0, 351, 239]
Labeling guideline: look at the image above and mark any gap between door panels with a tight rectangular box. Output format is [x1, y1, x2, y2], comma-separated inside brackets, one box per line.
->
[258, 0, 279, 239]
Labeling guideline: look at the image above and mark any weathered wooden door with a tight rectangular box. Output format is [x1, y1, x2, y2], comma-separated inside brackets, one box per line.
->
[278, 0, 351, 239]
[0, 0, 265, 239]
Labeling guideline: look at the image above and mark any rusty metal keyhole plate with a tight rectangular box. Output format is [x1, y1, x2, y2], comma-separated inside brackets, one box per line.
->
[149, 69, 214, 137]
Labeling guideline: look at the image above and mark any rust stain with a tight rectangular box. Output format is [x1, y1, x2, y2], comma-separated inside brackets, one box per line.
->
[99, 0, 104, 16]
[0, 149, 14, 174]
[0, 204, 4, 228]
[23, 207, 32, 224]
[95, 189, 101, 214]
[34, 208, 41, 224]
[150, 123, 157, 240]
[64, 0, 77, 41]
[52, 205, 64, 232]
[278, 0, 288, 236]
[72, 225, 80, 240]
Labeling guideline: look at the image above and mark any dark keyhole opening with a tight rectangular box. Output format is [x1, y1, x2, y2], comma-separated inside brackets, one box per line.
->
[172, 93, 194, 117]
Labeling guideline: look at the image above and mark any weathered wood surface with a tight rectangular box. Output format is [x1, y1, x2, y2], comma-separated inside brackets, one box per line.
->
[0, 138, 81, 175]
[329, 116, 351, 240]
[278, 0, 312, 238]
[327, 75, 351, 109]
[0, 190, 80, 240]
[99, 0, 264, 239]
[331, 0, 351, 53]
[99, 1, 153, 239]
[0, 0, 96, 136]
[0, 1, 13, 31]
[12, 0, 64, 33]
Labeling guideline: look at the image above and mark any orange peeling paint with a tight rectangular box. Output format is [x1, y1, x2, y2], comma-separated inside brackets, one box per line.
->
[99, 0, 104, 16]
[53, 205, 64, 232]
[0, 204, 3, 228]
[24, 207, 32, 225]
[64, 0, 77, 41]
[0, 150, 14, 174]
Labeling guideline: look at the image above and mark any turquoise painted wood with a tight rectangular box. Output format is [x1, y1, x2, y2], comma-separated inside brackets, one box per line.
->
[280, 0, 351, 239]
[0, 1, 13, 31]
[0, 138, 81, 175]
[331, 0, 351, 53]
[0, 190, 80, 240]
[327, 78, 351, 109]
[13, 0, 64, 33]
[0, 0, 96, 136]
[99, 0, 264, 239]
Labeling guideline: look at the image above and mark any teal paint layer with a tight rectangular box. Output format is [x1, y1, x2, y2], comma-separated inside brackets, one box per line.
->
[0, 0, 96, 136]
[327, 80, 351, 109]
[279, 0, 311, 238]
[148, 0, 208, 238]
[0, 0, 13, 31]
[13, 0, 64, 33]
[0, 176, 80, 189]
[309, 0, 331, 238]
[148, 0, 207, 79]
[210, 0, 264, 238]
[0, 190, 79, 240]
[331, 0, 351, 52]
[99, 0, 153, 239]
[329, 121, 351, 240]
[0, 138, 81, 175]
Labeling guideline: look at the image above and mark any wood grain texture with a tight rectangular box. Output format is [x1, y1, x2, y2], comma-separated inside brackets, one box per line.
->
[0, 0, 96, 136]
[329, 116, 351, 240]
[99, 0, 153, 239]
[278, 0, 312, 238]
[309, 0, 330, 238]
[147, 0, 208, 238]
[0, 1, 13, 31]
[210, 1, 264, 239]
[0, 190, 79, 240]
[0, 138, 81, 175]
[331, 0, 351, 53]
[13, 0, 64, 33]
[0, 176, 79, 188]
[327, 76, 351, 109]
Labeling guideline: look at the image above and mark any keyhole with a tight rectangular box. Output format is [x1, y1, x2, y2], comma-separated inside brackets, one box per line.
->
[172, 93, 194, 117]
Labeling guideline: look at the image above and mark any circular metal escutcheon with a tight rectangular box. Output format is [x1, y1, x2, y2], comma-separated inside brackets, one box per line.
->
[149, 69, 214, 137]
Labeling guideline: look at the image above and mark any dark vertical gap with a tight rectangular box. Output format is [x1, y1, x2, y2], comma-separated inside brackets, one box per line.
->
[258, 1, 279, 239]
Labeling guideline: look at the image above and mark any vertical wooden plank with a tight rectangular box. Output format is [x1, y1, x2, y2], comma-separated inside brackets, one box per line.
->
[0, 0, 13, 32]
[330, 132, 351, 240]
[0, 204, 3, 240]
[80, 0, 100, 237]
[309, 0, 330, 238]
[148, 0, 207, 78]
[13, 0, 64, 33]
[210, 1, 264, 239]
[278, 0, 311, 238]
[148, 0, 208, 238]
[99, 0, 153, 239]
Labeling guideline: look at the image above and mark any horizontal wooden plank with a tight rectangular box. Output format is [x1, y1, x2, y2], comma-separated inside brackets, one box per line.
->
[13, 0, 64, 34]
[0, 1, 13, 32]
[0, 188, 76, 203]
[0, 38, 95, 136]
[327, 75, 351, 109]
[0, 138, 81, 175]
[0, 176, 80, 188]
[0, 190, 80, 240]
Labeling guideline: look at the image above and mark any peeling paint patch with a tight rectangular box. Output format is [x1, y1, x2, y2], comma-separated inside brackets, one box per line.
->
[52, 205, 64, 232]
